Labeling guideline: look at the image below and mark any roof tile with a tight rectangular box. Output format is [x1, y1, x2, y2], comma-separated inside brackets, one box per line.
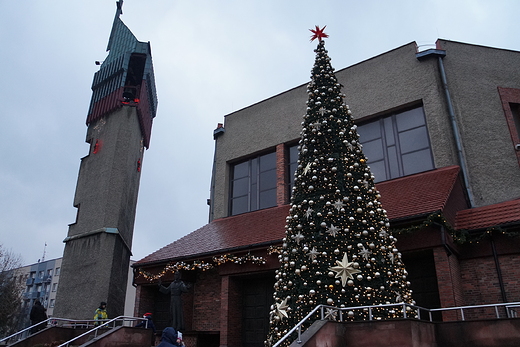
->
[455, 198, 520, 230]
[136, 166, 463, 265]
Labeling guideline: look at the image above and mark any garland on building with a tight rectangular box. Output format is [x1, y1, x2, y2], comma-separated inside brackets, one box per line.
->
[136, 212, 519, 283]
[390, 211, 520, 244]
[136, 252, 266, 281]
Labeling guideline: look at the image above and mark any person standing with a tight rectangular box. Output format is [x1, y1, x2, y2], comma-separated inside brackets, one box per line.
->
[29, 300, 47, 333]
[93, 302, 108, 326]
[156, 327, 181, 347]
[136, 312, 157, 345]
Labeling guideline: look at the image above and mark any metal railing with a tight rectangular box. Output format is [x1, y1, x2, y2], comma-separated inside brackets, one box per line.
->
[0, 316, 147, 346]
[56, 316, 147, 347]
[272, 301, 520, 347]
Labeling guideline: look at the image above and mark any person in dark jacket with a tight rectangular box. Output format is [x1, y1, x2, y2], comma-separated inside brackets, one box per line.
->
[29, 300, 47, 334]
[157, 327, 180, 347]
[136, 312, 157, 345]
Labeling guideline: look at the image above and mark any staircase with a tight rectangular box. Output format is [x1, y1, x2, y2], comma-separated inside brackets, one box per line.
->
[276, 302, 520, 347]
[1, 316, 153, 347]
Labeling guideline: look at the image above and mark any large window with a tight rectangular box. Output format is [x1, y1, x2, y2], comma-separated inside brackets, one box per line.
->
[230, 152, 277, 215]
[357, 106, 434, 182]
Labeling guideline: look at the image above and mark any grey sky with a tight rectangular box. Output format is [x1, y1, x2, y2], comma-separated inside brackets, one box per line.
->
[1, 0, 519, 265]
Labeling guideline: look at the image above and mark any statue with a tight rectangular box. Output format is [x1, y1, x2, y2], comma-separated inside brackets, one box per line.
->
[159, 271, 190, 330]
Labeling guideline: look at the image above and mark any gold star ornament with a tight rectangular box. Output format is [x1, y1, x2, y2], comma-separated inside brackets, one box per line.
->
[329, 253, 361, 287]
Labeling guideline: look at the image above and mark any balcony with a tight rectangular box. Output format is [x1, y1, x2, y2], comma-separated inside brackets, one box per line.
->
[23, 291, 41, 300]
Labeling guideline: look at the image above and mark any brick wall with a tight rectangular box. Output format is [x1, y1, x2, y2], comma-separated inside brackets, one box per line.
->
[433, 247, 463, 320]
[133, 285, 156, 317]
[192, 268, 221, 332]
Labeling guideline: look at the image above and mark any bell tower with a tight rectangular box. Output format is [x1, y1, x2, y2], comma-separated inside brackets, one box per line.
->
[54, 0, 158, 319]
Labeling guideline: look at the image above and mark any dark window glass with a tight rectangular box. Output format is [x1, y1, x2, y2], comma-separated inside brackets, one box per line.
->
[259, 169, 276, 191]
[259, 152, 276, 171]
[511, 103, 520, 140]
[230, 151, 277, 215]
[232, 177, 249, 197]
[259, 189, 276, 209]
[289, 145, 299, 193]
[232, 196, 249, 215]
[357, 106, 434, 182]
[234, 161, 249, 179]
[399, 127, 430, 153]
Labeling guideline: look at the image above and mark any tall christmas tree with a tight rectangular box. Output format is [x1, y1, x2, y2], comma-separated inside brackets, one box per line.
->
[266, 27, 414, 346]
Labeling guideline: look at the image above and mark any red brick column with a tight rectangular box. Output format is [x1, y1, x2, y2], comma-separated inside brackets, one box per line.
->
[433, 246, 463, 321]
[220, 275, 230, 347]
[276, 144, 289, 205]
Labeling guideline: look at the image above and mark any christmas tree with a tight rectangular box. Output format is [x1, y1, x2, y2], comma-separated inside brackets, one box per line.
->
[266, 27, 414, 346]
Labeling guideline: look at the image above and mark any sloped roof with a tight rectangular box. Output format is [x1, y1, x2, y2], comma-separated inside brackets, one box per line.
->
[455, 198, 520, 230]
[377, 166, 461, 220]
[136, 166, 464, 266]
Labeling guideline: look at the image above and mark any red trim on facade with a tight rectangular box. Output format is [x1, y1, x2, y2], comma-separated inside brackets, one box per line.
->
[87, 87, 124, 124]
[275, 144, 288, 205]
[87, 81, 154, 149]
[136, 79, 154, 148]
[497, 87, 520, 165]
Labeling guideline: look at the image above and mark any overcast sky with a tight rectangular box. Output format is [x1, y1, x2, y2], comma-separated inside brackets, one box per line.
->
[1, 0, 519, 266]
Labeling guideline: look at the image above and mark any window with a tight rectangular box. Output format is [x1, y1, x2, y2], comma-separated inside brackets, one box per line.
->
[511, 103, 520, 137]
[497, 87, 520, 165]
[230, 152, 277, 215]
[288, 145, 299, 194]
[52, 283, 58, 292]
[357, 106, 434, 182]
[55, 267, 60, 276]
[49, 299, 55, 308]
[47, 269, 53, 277]
[38, 271, 44, 279]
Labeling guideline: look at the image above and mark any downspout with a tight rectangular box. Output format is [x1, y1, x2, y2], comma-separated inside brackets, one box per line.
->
[437, 55, 475, 207]
[416, 48, 475, 207]
[436, 48, 508, 304]
[490, 234, 508, 302]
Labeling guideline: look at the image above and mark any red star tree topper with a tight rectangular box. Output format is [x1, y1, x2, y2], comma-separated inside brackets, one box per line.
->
[310, 25, 329, 41]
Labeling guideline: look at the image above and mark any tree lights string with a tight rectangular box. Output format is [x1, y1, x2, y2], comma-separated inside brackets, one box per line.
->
[265, 29, 415, 347]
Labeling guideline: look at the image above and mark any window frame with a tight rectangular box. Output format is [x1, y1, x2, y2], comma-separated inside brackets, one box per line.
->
[357, 105, 434, 182]
[230, 151, 277, 215]
[498, 87, 520, 166]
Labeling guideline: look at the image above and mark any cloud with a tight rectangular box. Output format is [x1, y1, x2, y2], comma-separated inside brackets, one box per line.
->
[1, 0, 519, 265]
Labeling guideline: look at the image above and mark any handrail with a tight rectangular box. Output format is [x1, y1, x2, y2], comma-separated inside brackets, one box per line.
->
[272, 301, 520, 347]
[0, 317, 66, 344]
[56, 316, 146, 347]
[0, 316, 146, 346]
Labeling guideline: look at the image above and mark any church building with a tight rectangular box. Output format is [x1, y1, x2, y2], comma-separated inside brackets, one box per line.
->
[133, 39, 520, 347]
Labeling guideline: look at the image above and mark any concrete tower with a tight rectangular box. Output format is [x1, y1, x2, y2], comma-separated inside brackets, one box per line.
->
[54, 1, 158, 319]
